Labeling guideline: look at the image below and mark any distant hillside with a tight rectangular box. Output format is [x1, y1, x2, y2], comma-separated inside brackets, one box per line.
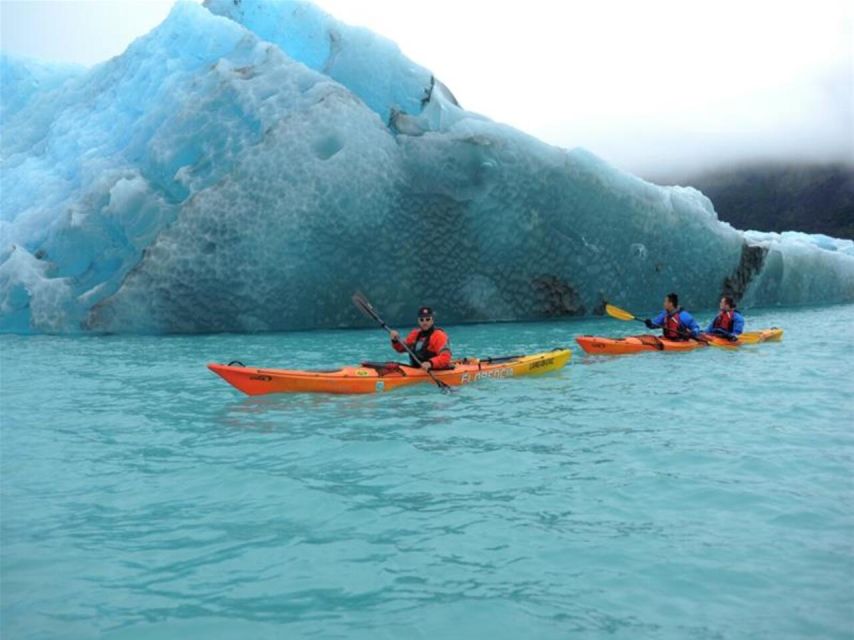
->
[646, 163, 854, 239]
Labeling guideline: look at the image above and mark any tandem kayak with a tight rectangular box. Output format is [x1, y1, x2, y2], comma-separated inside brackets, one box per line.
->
[576, 328, 783, 355]
[208, 349, 571, 395]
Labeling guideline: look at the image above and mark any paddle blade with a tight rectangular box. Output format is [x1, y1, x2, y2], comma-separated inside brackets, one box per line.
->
[605, 304, 637, 322]
[352, 292, 380, 322]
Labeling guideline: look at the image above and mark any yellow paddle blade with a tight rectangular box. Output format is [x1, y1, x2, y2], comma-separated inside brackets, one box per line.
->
[605, 304, 637, 322]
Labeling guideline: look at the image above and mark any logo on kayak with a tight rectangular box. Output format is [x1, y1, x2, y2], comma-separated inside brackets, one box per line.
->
[529, 357, 555, 370]
[356, 369, 370, 377]
[460, 367, 514, 384]
[249, 374, 272, 382]
[375, 381, 385, 392]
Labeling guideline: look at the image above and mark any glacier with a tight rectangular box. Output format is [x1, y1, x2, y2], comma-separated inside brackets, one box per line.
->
[1, 0, 852, 334]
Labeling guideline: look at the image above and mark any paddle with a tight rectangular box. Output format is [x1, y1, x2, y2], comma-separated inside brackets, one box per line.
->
[352, 292, 453, 393]
[604, 303, 713, 346]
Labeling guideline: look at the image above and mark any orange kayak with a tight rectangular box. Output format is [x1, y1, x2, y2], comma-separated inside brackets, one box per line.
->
[208, 348, 571, 395]
[576, 328, 783, 355]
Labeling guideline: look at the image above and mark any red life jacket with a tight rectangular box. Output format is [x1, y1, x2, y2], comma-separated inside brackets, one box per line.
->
[662, 311, 684, 340]
[712, 311, 734, 332]
[397, 327, 452, 368]
[412, 327, 442, 363]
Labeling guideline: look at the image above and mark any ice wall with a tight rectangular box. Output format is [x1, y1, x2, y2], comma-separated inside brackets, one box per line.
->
[1, 0, 852, 334]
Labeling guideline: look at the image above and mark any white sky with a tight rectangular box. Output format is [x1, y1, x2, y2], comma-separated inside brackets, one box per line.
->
[1, 0, 852, 175]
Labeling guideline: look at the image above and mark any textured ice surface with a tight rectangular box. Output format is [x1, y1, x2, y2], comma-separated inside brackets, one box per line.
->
[1, 0, 853, 333]
[203, 0, 470, 133]
[0, 55, 84, 123]
[205, 0, 431, 120]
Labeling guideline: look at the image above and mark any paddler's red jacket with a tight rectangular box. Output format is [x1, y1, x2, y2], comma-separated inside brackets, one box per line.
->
[391, 327, 452, 369]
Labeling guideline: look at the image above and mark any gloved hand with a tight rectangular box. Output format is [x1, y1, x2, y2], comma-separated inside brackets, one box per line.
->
[727, 334, 739, 342]
[644, 319, 655, 329]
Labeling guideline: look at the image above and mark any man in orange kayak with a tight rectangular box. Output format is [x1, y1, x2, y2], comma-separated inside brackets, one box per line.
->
[644, 293, 700, 340]
[389, 306, 453, 370]
[705, 295, 745, 341]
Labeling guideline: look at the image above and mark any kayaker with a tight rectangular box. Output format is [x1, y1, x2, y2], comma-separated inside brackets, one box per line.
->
[705, 295, 745, 341]
[389, 306, 452, 370]
[644, 293, 700, 340]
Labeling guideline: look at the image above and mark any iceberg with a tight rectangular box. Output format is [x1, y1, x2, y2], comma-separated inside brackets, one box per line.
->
[1, 0, 852, 334]
[0, 55, 85, 124]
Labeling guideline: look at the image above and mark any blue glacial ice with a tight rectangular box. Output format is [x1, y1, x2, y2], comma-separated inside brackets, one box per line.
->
[1, 0, 852, 334]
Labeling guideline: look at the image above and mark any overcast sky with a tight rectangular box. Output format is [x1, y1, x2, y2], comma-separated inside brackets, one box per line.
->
[2, 0, 852, 175]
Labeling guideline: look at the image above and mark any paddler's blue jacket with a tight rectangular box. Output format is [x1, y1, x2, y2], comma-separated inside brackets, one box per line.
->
[649, 309, 700, 339]
[705, 309, 745, 338]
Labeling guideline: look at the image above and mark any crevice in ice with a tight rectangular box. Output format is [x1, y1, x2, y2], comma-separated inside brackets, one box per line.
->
[322, 30, 341, 74]
[389, 76, 469, 136]
[722, 243, 769, 304]
[421, 76, 435, 108]
[531, 275, 587, 316]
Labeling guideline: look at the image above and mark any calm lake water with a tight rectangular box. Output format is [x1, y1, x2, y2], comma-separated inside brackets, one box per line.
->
[2, 304, 852, 639]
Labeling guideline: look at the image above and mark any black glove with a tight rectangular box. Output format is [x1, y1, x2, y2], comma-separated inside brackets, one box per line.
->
[644, 319, 655, 329]
[727, 334, 739, 342]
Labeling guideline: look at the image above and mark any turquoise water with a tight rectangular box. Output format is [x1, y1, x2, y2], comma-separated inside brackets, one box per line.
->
[2, 305, 853, 639]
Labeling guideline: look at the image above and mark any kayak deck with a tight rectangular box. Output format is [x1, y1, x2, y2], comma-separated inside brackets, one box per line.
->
[209, 348, 571, 395]
[576, 328, 783, 355]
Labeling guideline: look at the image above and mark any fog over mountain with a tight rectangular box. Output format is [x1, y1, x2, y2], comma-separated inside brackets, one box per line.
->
[646, 162, 854, 240]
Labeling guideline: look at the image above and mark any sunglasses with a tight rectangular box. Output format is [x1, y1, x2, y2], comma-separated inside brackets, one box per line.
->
[418, 316, 433, 322]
